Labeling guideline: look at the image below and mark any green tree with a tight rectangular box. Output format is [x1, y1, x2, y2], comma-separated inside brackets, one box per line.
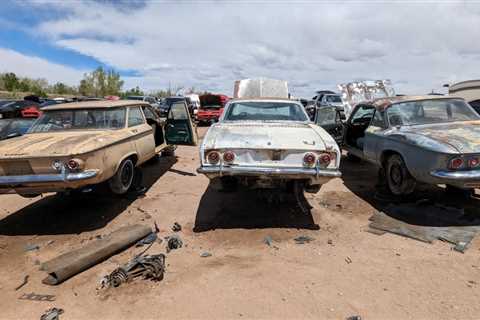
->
[123, 86, 144, 97]
[2, 72, 19, 91]
[79, 67, 124, 97]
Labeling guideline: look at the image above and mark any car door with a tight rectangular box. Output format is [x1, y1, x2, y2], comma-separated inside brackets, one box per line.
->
[165, 101, 198, 146]
[314, 106, 344, 145]
[343, 104, 375, 154]
[363, 109, 387, 162]
[128, 106, 156, 162]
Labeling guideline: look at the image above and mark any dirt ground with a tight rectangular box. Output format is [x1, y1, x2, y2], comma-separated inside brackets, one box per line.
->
[0, 127, 479, 320]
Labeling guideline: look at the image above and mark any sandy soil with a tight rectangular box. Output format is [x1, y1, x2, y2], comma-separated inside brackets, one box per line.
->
[0, 127, 479, 320]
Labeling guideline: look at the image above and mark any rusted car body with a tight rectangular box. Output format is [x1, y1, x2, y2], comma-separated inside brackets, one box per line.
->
[343, 95, 480, 195]
[0, 100, 196, 197]
[197, 79, 341, 194]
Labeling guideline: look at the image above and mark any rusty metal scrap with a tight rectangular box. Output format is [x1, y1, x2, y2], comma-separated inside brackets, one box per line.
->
[40, 308, 64, 320]
[166, 235, 183, 253]
[102, 254, 165, 288]
[19, 292, 56, 302]
[15, 275, 29, 291]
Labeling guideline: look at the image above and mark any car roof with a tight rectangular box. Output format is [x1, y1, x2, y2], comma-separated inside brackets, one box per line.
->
[41, 100, 150, 111]
[364, 95, 464, 111]
[229, 97, 297, 103]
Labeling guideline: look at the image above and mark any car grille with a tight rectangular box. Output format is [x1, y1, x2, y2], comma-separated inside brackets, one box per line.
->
[0, 161, 34, 176]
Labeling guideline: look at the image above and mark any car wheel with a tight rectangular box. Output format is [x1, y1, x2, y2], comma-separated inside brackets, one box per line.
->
[108, 158, 135, 195]
[162, 145, 175, 157]
[385, 154, 416, 196]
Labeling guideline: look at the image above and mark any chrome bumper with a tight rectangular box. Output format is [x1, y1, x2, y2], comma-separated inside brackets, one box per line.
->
[430, 169, 480, 187]
[197, 165, 341, 179]
[0, 169, 99, 186]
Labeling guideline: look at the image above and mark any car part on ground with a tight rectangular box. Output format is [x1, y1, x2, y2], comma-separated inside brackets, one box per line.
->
[101, 254, 165, 288]
[15, 275, 29, 291]
[368, 204, 480, 252]
[166, 234, 183, 253]
[41, 225, 152, 285]
[18, 293, 56, 302]
[172, 222, 182, 232]
[40, 308, 64, 320]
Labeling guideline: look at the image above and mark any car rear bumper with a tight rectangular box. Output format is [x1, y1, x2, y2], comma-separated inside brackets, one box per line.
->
[0, 169, 99, 188]
[430, 169, 480, 188]
[197, 165, 341, 183]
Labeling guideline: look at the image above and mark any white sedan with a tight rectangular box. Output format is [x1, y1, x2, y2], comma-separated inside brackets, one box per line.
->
[197, 98, 341, 194]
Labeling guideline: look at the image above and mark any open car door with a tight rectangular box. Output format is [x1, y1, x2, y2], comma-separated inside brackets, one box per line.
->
[314, 106, 344, 146]
[165, 101, 198, 146]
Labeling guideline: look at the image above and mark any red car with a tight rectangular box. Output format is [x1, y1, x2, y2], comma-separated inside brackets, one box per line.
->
[197, 94, 229, 125]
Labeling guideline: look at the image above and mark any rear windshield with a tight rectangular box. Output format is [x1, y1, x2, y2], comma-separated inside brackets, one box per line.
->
[29, 108, 126, 132]
[224, 102, 308, 121]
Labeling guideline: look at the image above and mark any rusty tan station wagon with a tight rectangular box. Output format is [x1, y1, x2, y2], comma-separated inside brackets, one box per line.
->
[0, 100, 197, 197]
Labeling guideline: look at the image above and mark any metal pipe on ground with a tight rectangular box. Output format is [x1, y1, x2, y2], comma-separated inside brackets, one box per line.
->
[41, 224, 152, 285]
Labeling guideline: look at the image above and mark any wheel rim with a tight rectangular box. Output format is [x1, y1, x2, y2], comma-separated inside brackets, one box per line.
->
[121, 162, 134, 188]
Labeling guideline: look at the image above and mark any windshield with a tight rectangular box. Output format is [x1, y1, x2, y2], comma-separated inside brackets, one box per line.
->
[315, 107, 338, 126]
[224, 102, 308, 121]
[29, 108, 126, 133]
[326, 95, 342, 103]
[387, 99, 479, 126]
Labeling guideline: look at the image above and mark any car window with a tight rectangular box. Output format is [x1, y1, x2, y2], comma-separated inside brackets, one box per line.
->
[387, 99, 479, 126]
[351, 105, 375, 122]
[224, 102, 308, 121]
[370, 110, 386, 128]
[142, 106, 156, 119]
[168, 102, 189, 120]
[29, 108, 126, 132]
[128, 107, 145, 127]
[315, 107, 338, 126]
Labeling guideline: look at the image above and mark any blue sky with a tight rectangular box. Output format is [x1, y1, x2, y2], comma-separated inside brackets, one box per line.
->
[1, 1, 479, 96]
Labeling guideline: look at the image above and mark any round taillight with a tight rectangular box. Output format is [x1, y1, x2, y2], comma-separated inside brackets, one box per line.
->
[67, 159, 80, 170]
[52, 160, 63, 171]
[469, 158, 479, 168]
[303, 153, 317, 167]
[207, 151, 220, 164]
[319, 153, 332, 167]
[223, 151, 235, 163]
[450, 157, 464, 169]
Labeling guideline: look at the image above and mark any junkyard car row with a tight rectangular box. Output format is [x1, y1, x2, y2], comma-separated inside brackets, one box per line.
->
[0, 79, 479, 202]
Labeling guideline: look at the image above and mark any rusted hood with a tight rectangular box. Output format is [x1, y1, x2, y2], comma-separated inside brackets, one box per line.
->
[400, 121, 480, 154]
[203, 122, 328, 151]
[0, 130, 129, 158]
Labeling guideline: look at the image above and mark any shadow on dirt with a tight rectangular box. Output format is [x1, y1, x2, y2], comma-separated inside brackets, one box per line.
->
[340, 155, 480, 227]
[193, 185, 320, 232]
[0, 156, 177, 236]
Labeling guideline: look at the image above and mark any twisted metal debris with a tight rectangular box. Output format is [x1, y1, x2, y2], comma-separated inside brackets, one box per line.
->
[102, 254, 165, 288]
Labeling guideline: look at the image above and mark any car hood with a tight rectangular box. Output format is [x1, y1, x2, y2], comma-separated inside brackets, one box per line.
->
[202, 122, 333, 151]
[396, 121, 480, 154]
[0, 130, 130, 159]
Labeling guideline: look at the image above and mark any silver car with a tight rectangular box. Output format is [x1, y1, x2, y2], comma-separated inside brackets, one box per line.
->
[343, 95, 480, 196]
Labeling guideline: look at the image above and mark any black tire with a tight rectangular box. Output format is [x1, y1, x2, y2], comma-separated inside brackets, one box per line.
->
[108, 158, 135, 195]
[385, 154, 416, 196]
[162, 145, 175, 157]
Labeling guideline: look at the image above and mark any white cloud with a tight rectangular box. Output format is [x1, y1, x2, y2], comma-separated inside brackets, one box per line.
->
[0, 48, 86, 85]
[14, 1, 480, 96]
